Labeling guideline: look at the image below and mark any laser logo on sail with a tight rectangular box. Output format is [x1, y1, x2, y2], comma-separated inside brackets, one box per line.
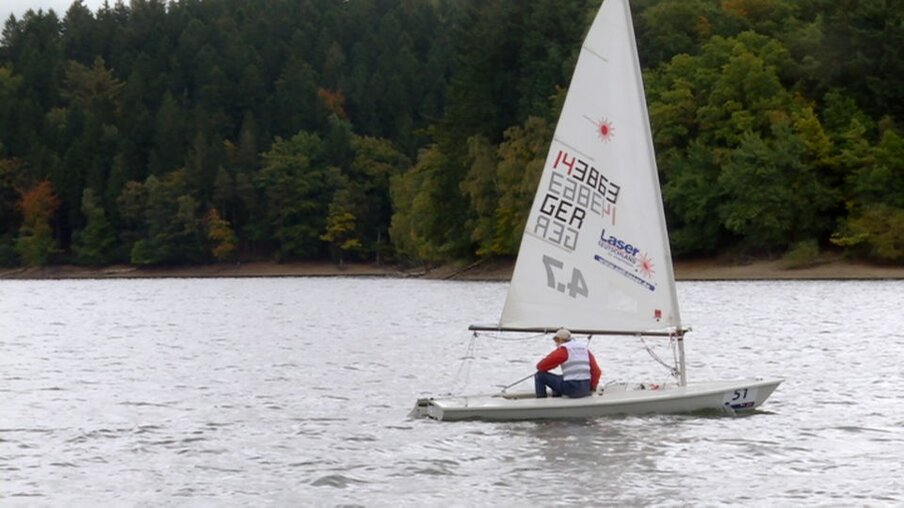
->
[638, 252, 655, 279]
[599, 229, 640, 263]
[596, 229, 658, 291]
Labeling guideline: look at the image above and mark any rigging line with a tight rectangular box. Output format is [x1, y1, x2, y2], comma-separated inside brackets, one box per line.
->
[449, 331, 478, 394]
[477, 331, 546, 342]
[670, 333, 680, 376]
[640, 335, 679, 378]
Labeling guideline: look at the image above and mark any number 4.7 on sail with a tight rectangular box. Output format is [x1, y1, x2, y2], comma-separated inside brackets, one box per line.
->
[542, 254, 588, 298]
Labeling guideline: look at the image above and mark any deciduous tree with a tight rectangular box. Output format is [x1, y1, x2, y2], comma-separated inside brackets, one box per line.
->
[206, 208, 237, 262]
[15, 180, 60, 266]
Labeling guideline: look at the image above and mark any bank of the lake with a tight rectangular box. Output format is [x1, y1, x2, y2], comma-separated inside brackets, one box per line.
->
[0, 256, 902, 281]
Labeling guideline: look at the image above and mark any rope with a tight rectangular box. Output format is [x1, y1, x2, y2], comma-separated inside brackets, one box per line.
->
[670, 333, 680, 376]
[447, 330, 548, 394]
[475, 331, 546, 342]
[447, 331, 479, 394]
[640, 334, 679, 379]
[447, 330, 594, 394]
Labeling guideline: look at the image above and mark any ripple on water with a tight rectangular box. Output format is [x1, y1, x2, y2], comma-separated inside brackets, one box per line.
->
[1, 278, 902, 505]
[66, 428, 127, 443]
[403, 458, 459, 477]
[310, 474, 368, 488]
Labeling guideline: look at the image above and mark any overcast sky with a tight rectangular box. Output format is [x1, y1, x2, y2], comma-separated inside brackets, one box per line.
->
[3, 0, 108, 23]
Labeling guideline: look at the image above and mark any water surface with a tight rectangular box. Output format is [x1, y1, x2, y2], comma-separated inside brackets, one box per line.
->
[1, 278, 902, 505]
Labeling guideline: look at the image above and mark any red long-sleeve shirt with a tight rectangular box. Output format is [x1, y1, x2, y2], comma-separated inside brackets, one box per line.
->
[537, 346, 602, 390]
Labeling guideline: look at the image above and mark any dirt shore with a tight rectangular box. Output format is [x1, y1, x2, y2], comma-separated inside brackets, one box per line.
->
[1, 257, 902, 281]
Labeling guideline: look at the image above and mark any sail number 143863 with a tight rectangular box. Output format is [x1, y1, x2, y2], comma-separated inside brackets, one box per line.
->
[542, 255, 588, 298]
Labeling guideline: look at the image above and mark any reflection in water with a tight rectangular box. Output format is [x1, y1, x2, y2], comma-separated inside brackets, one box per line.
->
[0, 278, 902, 504]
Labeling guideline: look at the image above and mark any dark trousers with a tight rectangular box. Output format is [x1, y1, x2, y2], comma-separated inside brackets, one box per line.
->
[534, 371, 591, 398]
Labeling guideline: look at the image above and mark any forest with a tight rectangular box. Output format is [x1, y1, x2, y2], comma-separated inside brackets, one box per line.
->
[1, 0, 902, 268]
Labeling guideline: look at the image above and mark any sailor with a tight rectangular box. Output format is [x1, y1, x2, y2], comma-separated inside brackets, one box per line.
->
[535, 328, 601, 398]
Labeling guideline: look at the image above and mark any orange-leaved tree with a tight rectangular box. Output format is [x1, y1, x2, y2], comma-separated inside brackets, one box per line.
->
[206, 208, 238, 261]
[16, 180, 61, 266]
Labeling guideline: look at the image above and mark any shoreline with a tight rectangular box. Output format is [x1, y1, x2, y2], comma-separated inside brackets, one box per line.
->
[1, 257, 902, 281]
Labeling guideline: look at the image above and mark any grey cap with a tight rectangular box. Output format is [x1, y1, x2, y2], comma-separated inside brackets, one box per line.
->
[554, 328, 572, 341]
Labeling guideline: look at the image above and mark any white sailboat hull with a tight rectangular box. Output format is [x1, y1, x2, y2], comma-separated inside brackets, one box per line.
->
[411, 378, 782, 421]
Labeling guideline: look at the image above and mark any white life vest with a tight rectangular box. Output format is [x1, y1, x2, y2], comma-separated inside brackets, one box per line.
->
[561, 340, 591, 381]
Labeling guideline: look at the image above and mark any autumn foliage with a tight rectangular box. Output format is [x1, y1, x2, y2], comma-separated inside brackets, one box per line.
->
[206, 208, 238, 261]
[0, 1, 902, 266]
[318, 88, 347, 119]
[15, 180, 60, 266]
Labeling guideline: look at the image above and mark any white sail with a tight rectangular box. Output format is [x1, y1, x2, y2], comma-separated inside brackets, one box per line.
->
[499, 0, 681, 334]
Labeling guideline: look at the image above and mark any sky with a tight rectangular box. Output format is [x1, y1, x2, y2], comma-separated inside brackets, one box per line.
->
[3, 0, 108, 23]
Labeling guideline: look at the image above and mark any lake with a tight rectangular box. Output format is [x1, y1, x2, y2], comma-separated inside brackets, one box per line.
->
[1, 277, 902, 505]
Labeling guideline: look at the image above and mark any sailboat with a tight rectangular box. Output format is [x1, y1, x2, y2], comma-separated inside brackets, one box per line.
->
[410, 0, 782, 421]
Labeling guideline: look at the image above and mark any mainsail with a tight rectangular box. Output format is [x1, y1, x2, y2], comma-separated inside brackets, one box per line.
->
[498, 0, 681, 335]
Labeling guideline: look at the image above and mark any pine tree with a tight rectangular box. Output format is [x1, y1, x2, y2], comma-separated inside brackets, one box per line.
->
[72, 188, 117, 265]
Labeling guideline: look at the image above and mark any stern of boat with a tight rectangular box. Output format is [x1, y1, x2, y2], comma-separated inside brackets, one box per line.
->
[409, 397, 445, 420]
[409, 398, 429, 419]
